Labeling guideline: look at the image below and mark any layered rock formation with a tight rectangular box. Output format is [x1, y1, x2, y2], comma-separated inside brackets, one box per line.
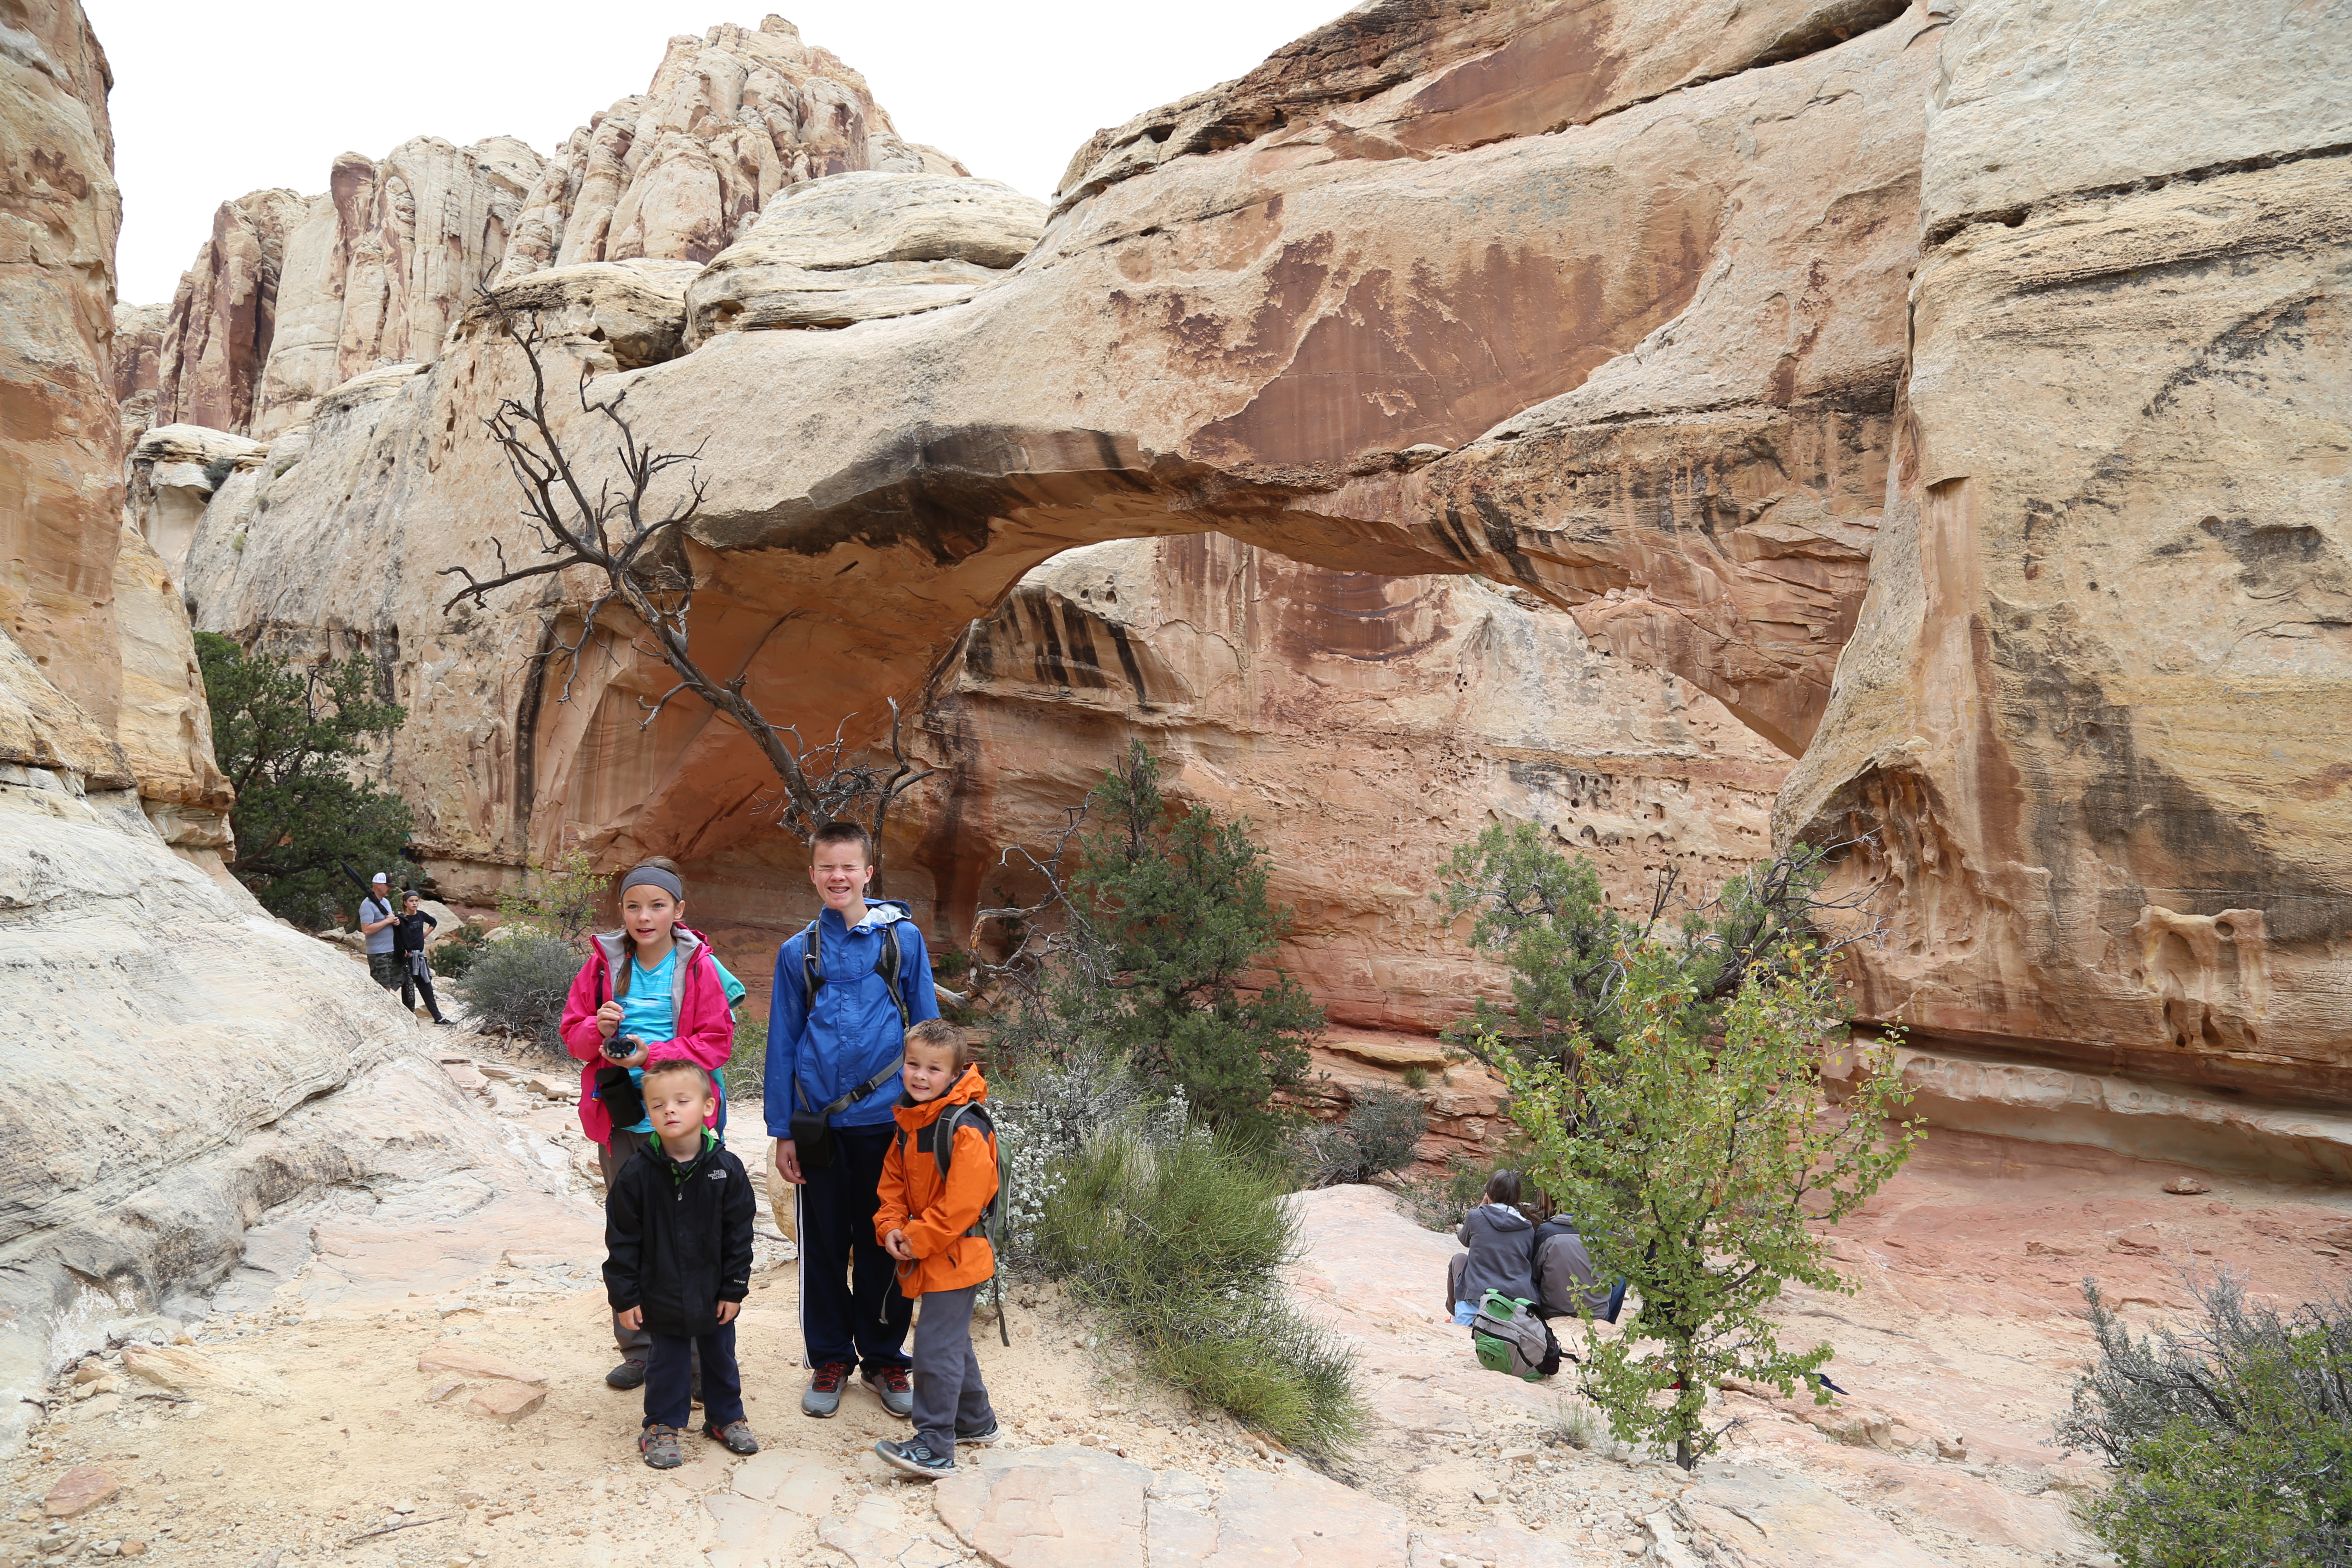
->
[0, 0, 577, 1458]
[159, 0, 2352, 1117]
[1776, 0, 2352, 1103]
[686, 171, 1044, 337]
[121, 15, 966, 442]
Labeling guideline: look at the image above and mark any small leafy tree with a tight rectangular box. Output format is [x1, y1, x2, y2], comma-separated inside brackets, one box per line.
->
[195, 632, 413, 928]
[495, 845, 610, 941]
[1071, 743, 1324, 1140]
[2058, 1271, 2352, 1566]
[1504, 940, 1921, 1470]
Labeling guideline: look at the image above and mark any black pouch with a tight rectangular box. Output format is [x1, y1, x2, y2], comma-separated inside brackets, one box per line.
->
[789, 1053, 903, 1175]
[789, 1106, 835, 1172]
[594, 1064, 645, 1131]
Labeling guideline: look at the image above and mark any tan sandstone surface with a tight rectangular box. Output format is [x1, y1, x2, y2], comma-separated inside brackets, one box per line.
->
[1775, 0, 2352, 1103]
[154, 0, 2352, 1119]
[10, 1023, 2349, 1568]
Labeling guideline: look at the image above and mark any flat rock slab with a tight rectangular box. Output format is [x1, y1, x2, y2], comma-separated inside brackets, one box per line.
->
[936, 1448, 1148, 1568]
[417, 1345, 550, 1385]
[469, 1378, 546, 1424]
[121, 1343, 221, 1393]
[727, 1448, 842, 1516]
[940, 1448, 1477, 1568]
[44, 1465, 119, 1516]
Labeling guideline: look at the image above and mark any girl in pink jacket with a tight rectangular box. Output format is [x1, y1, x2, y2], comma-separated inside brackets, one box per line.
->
[558, 857, 736, 1389]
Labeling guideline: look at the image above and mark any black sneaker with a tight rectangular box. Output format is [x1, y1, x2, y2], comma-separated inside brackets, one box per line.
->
[956, 1419, 1003, 1446]
[605, 1356, 648, 1390]
[876, 1436, 954, 1478]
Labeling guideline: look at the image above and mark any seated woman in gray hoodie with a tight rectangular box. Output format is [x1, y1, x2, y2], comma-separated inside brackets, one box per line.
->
[1449, 1170, 1538, 1325]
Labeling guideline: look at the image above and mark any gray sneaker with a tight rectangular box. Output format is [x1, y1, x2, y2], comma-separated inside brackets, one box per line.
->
[802, 1360, 852, 1418]
[862, 1364, 914, 1419]
[956, 1419, 1003, 1446]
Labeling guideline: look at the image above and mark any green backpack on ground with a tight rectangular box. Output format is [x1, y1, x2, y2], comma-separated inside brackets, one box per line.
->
[1472, 1289, 1560, 1381]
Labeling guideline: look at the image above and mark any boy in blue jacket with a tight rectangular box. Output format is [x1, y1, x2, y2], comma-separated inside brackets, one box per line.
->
[764, 820, 940, 1420]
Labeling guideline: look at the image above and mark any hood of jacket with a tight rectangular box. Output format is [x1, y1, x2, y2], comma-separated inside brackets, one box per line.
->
[593, 924, 707, 986]
[1469, 1202, 1533, 1233]
[891, 1063, 987, 1131]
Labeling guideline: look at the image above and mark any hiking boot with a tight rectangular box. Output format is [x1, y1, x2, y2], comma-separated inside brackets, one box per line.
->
[639, 1424, 684, 1469]
[605, 1355, 648, 1390]
[802, 1360, 853, 1418]
[875, 1437, 954, 1478]
[955, 1419, 1004, 1446]
[862, 1363, 914, 1419]
[705, 1420, 759, 1455]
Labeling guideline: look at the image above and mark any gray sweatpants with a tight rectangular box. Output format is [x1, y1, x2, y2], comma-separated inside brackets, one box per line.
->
[912, 1284, 995, 1455]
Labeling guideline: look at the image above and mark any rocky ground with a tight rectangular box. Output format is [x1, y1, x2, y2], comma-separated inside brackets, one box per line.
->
[8, 1007, 2350, 1568]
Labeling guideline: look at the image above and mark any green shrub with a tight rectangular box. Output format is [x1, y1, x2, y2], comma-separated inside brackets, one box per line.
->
[2058, 1272, 2352, 1566]
[1034, 1121, 1363, 1456]
[195, 632, 411, 929]
[1291, 1086, 1429, 1188]
[458, 932, 580, 1051]
[994, 1044, 1171, 1253]
[496, 847, 609, 941]
[432, 921, 490, 981]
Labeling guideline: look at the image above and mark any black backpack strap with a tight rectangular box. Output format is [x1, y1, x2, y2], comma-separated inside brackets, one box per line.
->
[877, 921, 908, 1027]
[801, 919, 821, 1003]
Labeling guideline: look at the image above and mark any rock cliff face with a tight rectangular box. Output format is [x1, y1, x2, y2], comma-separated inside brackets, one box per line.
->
[0, 0, 577, 1456]
[124, 15, 966, 441]
[165, 0, 2352, 1111]
[1775, 0, 2352, 1103]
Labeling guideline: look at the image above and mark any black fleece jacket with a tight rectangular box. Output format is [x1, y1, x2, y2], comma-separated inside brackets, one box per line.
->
[603, 1131, 755, 1336]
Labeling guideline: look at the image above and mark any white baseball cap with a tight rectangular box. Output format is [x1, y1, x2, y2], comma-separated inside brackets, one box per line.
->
[371, 872, 389, 884]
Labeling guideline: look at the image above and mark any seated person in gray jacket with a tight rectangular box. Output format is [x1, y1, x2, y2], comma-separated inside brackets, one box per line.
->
[1448, 1202, 1626, 1322]
[1447, 1170, 1537, 1325]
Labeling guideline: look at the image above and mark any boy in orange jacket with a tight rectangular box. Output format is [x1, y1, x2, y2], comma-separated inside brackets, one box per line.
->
[872, 1018, 1000, 1477]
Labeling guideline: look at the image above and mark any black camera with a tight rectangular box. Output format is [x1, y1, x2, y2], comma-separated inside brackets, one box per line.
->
[603, 1033, 642, 1061]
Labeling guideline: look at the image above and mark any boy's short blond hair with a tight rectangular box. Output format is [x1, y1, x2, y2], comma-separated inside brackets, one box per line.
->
[639, 1058, 714, 1095]
[903, 1018, 976, 1068]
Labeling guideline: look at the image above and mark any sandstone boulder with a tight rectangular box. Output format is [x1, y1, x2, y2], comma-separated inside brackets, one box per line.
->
[43, 1465, 118, 1518]
[467, 258, 701, 370]
[126, 423, 265, 575]
[685, 171, 1044, 340]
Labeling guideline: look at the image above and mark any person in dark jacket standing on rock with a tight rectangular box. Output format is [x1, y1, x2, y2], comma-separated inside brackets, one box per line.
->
[392, 891, 453, 1025]
[604, 1059, 759, 1469]
[1450, 1169, 1539, 1324]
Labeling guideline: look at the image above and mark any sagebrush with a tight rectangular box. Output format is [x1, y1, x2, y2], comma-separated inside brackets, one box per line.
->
[458, 932, 579, 1051]
[2058, 1271, 2352, 1567]
[1292, 1086, 1429, 1188]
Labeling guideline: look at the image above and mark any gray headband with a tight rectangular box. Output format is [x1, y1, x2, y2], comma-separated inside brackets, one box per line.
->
[619, 865, 684, 900]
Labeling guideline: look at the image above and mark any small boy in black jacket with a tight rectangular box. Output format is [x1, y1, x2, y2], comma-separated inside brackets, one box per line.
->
[604, 1060, 760, 1468]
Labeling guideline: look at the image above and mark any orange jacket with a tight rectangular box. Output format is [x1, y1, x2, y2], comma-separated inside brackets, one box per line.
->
[875, 1065, 998, 1297]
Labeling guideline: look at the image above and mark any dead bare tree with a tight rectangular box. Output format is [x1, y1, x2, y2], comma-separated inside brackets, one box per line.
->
[441, 303, 939, 882]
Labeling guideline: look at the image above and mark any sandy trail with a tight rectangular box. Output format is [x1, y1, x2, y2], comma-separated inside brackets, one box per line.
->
[8, 1028, 2349, 1568]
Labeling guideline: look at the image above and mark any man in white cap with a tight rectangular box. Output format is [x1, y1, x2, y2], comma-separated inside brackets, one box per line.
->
[360, 873, 402, 991]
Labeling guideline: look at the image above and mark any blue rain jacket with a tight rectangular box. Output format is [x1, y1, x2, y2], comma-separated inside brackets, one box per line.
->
[763, 899, 940, 1135]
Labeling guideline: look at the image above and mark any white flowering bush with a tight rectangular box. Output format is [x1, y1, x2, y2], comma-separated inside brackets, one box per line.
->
[991, 1044, 1185, 1254]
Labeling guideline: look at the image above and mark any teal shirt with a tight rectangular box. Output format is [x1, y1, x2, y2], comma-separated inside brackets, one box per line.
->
[616, 949, 745, 1136]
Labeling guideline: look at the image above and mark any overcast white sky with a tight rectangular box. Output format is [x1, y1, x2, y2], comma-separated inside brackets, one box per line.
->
[89, 0, 1352, 305]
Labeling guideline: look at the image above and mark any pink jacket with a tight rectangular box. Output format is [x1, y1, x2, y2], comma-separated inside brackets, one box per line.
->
[560, 925, 735, 1144]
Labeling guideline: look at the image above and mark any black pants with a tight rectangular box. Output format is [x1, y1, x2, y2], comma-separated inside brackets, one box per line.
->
[645, 1322, 742, 1431]
[400, 962, 445, 1021]
[799, 1124, 913, 1371]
